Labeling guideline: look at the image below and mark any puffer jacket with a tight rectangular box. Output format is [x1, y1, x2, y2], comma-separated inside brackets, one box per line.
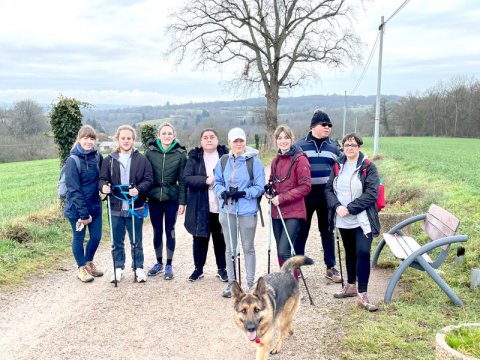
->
[184, 145, 229, 237]
[98, 149, 153, 212]
[64, 145, 103, 220]
[213, 147, 265, 216]
[145, 139, 187, 204]
[269, 145, 311, 220]
[325, 152, 381, 237]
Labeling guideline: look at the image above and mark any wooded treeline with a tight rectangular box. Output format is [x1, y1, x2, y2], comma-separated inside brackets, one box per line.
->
[377, 77, 480, 137]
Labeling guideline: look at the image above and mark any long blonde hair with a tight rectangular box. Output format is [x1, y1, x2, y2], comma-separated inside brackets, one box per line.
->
[113, 125, 137, 152]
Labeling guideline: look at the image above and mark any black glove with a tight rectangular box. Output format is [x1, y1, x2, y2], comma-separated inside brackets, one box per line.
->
[220, 191, 229, 203]
[230, 191, 246, 200]
[264, 183, 275, 197]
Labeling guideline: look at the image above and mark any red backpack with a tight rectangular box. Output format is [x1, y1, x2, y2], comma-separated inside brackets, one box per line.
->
[333, 159, 385, 212]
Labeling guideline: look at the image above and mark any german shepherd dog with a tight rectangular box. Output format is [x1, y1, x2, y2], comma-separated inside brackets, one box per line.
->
[231, 256, 314, 360]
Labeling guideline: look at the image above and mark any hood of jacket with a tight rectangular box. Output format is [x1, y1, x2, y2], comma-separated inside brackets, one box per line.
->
[188, 144, 229, 160]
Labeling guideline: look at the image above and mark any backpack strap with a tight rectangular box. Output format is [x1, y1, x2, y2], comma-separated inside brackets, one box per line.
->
[220, 154, 254, 186]
[70, 155, 81, 173]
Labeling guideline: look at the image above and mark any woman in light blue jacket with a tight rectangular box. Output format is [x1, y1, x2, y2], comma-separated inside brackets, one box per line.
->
[214, 127, 265, 297]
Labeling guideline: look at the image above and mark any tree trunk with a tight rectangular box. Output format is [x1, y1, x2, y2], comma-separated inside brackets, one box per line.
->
[265, 86, 279, 150]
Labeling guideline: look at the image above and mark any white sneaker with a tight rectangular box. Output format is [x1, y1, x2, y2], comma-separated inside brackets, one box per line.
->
[110, 268, 123, 283]
[135, 268, 147, 283]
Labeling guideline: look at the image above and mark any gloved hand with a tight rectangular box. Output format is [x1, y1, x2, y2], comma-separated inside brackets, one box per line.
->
[220, 191, 229, 203]
[230, 191, 246, 200]
[264, 183, 275, 197]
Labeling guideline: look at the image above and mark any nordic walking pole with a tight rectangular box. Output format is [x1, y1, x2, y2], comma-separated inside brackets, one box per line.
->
[335, 227, 345, 288]
[277, 204, 315, 306]
[235, 200, 242, 287]
[267, 199, 272, 274]
[107, 188, 117, 287]
[224, 195, 237, 281]
[130, 185, 137, 283]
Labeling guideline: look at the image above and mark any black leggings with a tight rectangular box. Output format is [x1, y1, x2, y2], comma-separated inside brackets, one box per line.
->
[339, 227, 373, 293]
[193, 212, 226, 270]
[149, 200, 179, 264]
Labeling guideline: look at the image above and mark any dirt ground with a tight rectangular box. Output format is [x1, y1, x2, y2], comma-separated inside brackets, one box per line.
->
[0, 199, 394, 360]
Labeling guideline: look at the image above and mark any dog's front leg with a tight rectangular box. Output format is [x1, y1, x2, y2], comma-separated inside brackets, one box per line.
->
[256, 344, 270, 360]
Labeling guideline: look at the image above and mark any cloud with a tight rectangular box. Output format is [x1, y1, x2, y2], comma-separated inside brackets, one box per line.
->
[0, 0, 479, 106]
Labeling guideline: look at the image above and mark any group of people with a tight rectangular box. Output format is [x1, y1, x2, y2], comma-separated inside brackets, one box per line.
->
[64, 109, 381, 312]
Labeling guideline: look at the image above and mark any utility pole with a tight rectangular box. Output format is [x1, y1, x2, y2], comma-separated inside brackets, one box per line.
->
[373, 16, 385, 157]
[342, 90, 347, 137]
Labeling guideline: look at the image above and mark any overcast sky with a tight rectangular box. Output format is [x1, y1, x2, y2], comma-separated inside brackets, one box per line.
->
[0, 0, 479, 106]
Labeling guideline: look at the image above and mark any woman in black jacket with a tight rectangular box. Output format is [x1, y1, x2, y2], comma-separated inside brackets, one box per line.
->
[99, 125, 153, 283]
[184, 129, 228, 282]
[325, 133, 380, 312]
[145, 122, 187, 280]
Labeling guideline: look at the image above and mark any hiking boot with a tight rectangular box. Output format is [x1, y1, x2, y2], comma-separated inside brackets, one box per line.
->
[110, 268, 124, 283]
[189, 269, 204, 282]
[85, 261, 104, 277]
[216, 268, 228, 282]
[326, 267, 342, 283]
[135, 268, 147, 283]
[357, 292, 378, 312]
[164, 265, 174, 280]
[334, 283, 358, 298]
[77, 266, 94, 283]
[222, 282, 233, 298]
[148, 263, 164, 276]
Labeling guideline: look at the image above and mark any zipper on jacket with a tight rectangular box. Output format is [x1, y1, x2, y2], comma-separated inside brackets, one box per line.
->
[160, 152, 166, 199]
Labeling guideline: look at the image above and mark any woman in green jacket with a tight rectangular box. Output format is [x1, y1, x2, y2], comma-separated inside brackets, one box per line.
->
[145, 122, 187, 280]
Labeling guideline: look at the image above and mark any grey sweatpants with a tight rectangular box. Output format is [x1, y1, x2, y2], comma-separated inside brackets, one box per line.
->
[219, 212, 257, 288]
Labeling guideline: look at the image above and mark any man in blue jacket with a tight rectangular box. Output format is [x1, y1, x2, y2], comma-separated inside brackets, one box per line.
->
[295, 110, 342, 283]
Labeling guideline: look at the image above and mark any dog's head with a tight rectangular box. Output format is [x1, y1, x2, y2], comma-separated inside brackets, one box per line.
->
[231, 278, 271, 342]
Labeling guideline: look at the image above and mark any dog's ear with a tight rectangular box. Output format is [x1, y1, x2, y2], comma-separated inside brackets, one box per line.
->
[255, 277, 267, 296]
[231, 280, 244, 299]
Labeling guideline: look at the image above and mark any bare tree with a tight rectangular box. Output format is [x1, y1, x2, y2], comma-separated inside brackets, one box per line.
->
[166, 0, 363, 141]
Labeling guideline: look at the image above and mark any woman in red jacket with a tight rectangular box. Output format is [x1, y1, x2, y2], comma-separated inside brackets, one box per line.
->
[267, 125, 311, 275]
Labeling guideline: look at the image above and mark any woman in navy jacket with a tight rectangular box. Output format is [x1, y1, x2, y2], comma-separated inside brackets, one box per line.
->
[64, 125, 103, 283]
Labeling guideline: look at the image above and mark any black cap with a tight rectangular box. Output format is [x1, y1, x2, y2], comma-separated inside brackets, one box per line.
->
[310, 109, 331, 128]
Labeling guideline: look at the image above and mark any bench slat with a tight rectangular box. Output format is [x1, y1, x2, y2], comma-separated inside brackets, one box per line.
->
[383, 233, 433, 263]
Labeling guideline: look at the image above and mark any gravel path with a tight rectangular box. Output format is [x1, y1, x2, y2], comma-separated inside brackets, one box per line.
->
[0, 199, 393, 360]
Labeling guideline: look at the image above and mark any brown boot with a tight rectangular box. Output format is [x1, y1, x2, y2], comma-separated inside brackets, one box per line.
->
[357, 292, 378, 312]
[85, 261, 104, 277]
[334, 283, 357, 298]
[77, 266, 94, 283]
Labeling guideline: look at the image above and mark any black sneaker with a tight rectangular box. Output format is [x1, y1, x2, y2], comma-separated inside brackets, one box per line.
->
[216, 268, 228, 282]
[188, 269, 204, 282]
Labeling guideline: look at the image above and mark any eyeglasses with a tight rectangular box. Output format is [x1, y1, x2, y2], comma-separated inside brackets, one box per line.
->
[320, 123, 332, 128]
[343, 144, 359, 148]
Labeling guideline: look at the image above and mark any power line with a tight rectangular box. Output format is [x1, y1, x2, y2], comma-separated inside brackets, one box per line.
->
[385, 0, 411, 25]
[349, 32, 380, 96]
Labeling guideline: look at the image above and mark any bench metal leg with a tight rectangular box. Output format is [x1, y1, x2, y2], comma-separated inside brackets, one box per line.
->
[371, 238, 386, 268]
[384, 255, 464, 307]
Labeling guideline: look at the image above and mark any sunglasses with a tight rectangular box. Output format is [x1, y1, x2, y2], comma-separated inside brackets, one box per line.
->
[320, 123, 332, 128]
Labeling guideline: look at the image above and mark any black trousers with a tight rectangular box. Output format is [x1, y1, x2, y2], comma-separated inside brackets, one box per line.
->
[193, 212, 226, 270]
[339, 227, 373, 293]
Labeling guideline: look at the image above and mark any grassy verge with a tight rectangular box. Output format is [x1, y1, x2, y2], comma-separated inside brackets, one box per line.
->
[342, 137, 480, 359]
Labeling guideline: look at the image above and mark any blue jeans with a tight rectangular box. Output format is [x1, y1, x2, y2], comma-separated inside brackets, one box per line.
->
[111, 215, 144, 269]
[272, 218, 301, 262]
[69, 214, 102, 267]
[339, 227, 373, 293]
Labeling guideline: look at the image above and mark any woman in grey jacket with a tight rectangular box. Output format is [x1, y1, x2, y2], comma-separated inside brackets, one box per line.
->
[325, 133, 380, 312]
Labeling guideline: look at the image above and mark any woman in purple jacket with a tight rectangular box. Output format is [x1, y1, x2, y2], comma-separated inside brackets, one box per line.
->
[267, 125, 311, 277]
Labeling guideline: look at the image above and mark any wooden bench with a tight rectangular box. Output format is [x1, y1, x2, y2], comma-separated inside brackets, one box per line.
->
[371, 204, 468, 307]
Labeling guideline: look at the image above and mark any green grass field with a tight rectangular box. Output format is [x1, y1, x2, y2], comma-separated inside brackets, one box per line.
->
[0, 137, 479, 358]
